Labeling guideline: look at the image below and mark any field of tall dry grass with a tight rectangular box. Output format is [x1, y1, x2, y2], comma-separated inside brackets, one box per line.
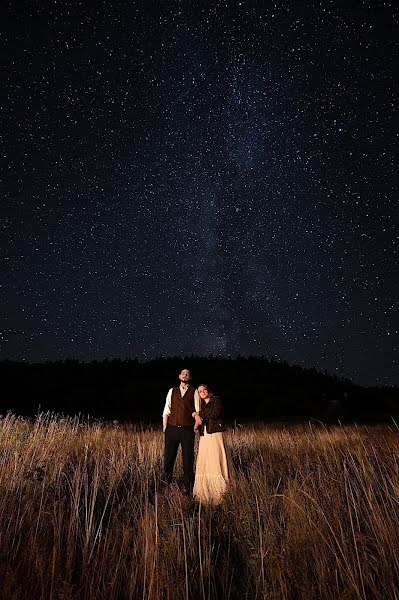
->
[1, 413, 399, 599]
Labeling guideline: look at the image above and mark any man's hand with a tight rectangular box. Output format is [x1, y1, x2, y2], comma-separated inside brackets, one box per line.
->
[192, 411, 202, 431]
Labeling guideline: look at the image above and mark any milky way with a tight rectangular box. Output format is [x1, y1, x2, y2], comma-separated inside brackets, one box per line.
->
[2, 1, 398, 385]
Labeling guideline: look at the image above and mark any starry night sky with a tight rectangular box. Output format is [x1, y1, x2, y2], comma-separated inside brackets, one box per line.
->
[2, 1, 398, 385]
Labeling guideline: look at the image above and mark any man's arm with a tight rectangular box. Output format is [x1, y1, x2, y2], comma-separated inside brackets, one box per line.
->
[163, 414, 169, 432]
[162, 388, 173, 432]
[192, 411, 202, 430]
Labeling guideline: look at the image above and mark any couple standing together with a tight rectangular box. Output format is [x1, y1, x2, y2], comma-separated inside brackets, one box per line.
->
[162, 368, 231, 504]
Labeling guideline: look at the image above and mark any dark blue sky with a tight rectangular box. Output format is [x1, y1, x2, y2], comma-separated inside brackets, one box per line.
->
[2, 1, 398, 385]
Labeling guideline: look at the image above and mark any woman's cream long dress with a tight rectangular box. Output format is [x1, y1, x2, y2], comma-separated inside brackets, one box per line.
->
[193, 426, 230, 505]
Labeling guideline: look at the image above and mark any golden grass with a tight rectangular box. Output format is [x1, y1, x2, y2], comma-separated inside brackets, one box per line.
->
[1, 413, 399, 599]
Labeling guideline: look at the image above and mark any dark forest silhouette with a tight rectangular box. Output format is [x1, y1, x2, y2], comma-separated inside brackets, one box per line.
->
[1, 356, 398, 422]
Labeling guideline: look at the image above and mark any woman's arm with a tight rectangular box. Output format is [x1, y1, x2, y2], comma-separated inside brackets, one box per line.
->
[192, 412, 202, 429]
[199, 397, 223, 420]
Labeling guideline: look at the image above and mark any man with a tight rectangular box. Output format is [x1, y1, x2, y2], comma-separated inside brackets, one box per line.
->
[162, 368, 200, 493]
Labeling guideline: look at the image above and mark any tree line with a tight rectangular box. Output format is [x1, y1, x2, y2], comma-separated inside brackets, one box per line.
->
[1, 355, 398, 422]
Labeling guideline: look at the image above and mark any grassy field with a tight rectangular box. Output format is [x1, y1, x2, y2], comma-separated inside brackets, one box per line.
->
[1, 413, 399, 599]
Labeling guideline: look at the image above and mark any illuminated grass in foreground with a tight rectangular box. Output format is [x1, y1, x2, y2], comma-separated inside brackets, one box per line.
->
[1, 413, 399, 599]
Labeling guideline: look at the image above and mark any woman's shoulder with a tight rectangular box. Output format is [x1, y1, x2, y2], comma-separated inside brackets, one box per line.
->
[208, 394, 222, 405]
[211, 395, 223, 409]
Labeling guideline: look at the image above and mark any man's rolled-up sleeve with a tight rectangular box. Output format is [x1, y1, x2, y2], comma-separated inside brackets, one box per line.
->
[162, 388, 173, 417]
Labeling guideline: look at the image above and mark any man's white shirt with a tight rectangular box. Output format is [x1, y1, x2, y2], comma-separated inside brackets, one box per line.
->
[162, 384, 200, 416]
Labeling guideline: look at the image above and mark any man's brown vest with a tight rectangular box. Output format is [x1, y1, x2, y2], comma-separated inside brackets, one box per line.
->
[168, 386, 195, 426]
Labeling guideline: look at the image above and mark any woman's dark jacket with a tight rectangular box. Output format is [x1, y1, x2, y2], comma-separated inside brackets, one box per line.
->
[198, 396, 225, 436]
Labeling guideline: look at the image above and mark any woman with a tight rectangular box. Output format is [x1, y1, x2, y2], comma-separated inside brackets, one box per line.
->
[192, 384, 230, 504]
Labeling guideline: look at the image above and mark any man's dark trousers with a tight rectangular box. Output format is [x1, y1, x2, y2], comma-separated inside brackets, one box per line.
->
[163, 424, 195, 492]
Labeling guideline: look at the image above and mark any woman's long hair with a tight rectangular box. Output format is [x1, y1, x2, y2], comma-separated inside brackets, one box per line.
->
[197, 384, 216, 401]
